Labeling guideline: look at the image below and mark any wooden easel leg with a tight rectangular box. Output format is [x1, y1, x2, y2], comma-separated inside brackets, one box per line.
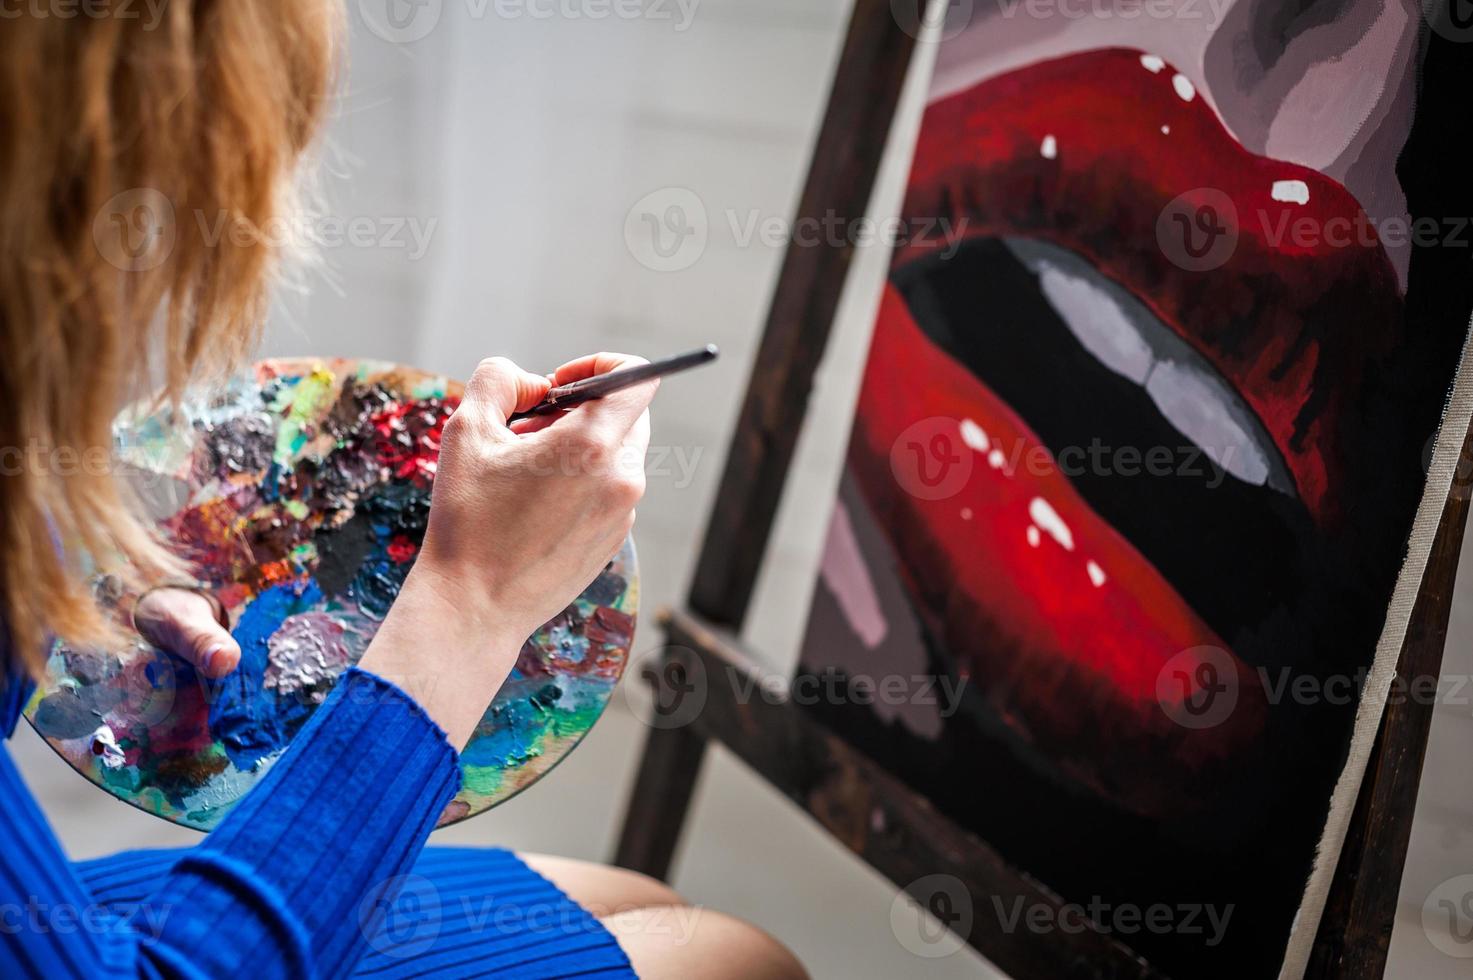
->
[613, 724, 708, 880]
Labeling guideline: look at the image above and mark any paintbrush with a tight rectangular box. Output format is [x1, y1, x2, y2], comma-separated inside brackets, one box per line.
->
[512, 344, 720, 419]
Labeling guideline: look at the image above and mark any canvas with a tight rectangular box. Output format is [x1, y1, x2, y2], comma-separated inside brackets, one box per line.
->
[797, 5, 1473, 976]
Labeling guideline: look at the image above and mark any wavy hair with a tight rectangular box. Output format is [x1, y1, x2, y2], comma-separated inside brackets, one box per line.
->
[0, 1, 340, 676]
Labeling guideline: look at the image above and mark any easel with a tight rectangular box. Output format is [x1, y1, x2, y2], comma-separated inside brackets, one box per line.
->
[612, 2, 1473, 975]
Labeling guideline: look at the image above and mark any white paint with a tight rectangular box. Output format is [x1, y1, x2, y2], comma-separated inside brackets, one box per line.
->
[1172, 73, 1196, 103]
[1028, 497, 1074, 551]
[960, 507, 973, 521]
[987, 448, 1006, 470]
[89, 725, 125, 769]
[1087, 560, 1107, 588]
[1026, 525, 1041, 548]
[1040, 134, 1058, 160]
[1161, 125, 1170, 135]
[1271, 179, 1310, 205]
[959, 417, 989, 454]
[1140, 54, 1165, 74]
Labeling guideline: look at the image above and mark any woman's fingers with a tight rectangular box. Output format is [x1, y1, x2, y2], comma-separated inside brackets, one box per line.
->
[550, 351, 638, 386]
[546, 354, 658, 446]
[463, 356, 553, 430]
[133, 588, 240, 679]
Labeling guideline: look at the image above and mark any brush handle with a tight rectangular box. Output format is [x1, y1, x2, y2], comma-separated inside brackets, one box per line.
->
[514, 344, 719, 419]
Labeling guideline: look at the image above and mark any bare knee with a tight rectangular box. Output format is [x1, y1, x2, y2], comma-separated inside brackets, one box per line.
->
[603, 907, 807, 980]
[520, 853, 684, 914]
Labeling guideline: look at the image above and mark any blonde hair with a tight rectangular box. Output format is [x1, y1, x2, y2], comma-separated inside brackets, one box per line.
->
[0, 2, 339, 676]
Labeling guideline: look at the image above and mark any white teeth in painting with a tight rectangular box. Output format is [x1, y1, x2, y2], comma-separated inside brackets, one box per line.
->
[1005, 238, 1295, 496]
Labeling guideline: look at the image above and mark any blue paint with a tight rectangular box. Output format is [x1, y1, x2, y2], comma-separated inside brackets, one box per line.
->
[209, 579, 326, 769]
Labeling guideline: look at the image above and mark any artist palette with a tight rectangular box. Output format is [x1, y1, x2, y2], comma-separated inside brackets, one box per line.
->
[24, 358, 636, 830]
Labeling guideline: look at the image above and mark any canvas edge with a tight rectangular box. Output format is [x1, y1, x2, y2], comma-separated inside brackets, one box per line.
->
[1278, 314, 1473, 980]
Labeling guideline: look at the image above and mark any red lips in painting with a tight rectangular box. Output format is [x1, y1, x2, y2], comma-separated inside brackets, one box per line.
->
[850, 48, 1404, 816]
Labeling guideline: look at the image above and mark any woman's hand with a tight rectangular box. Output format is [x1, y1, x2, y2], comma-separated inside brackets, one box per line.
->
[132, 588, 241, 678]
[359, 353, 656, 747]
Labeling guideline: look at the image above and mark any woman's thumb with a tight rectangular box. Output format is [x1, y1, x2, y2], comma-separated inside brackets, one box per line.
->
[133, 588, 241, 679]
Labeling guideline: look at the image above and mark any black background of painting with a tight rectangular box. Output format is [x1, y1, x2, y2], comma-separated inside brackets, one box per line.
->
[796, 25, 1473, 980]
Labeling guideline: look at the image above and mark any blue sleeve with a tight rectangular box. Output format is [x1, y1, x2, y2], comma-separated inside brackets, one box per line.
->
[1, 668, 461, 979]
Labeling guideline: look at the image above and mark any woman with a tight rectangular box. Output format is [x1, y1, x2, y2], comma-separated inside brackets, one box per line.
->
[0, 5, 804, 978]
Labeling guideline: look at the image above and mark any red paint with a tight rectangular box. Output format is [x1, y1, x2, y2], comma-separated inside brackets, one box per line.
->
[387, 534, 418, 564]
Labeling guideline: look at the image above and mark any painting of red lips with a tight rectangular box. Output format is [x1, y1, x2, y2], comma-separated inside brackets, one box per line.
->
[797, 30, 1473, 980]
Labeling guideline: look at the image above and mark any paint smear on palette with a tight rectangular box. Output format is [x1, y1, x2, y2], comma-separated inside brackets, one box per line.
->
[22, 358, 637, 830]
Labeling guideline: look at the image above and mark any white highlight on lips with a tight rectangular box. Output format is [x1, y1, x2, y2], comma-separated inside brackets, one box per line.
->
[960, 417, 989, 453]
[1087, 560, 1107, 588]
[1271, 179, 1310, 205]
[1172, 73, 1196, 103]
[1027, 525, 1041, 548]
[1140, 54, 1165, 73]
[1005, 239, 1295, 496]
[1028, 497, 1074, 551]
[1041, 134, 1058, 160]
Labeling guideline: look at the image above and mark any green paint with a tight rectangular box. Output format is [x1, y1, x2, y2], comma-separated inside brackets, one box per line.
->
[271, 367, 336, 464]
[461, 764, 504, 797]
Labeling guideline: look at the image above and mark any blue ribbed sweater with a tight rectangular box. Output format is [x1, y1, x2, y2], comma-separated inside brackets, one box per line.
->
[1, 660, 636, 979]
